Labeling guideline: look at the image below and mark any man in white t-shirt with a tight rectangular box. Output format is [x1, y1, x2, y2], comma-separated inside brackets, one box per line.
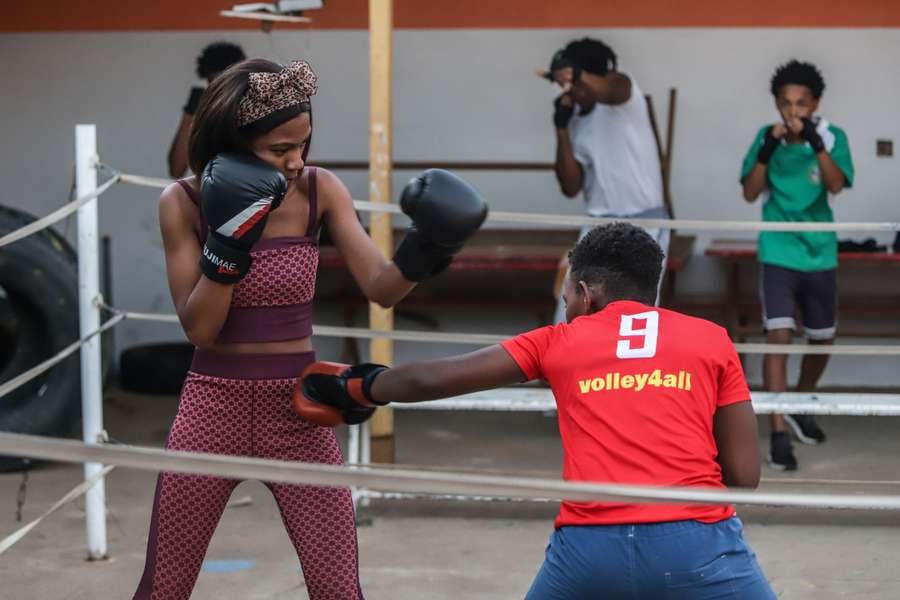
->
[545, 38, 669, 321]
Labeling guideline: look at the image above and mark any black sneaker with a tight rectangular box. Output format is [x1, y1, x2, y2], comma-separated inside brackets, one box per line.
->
[768, 432, 798, 471]
[784, 414, 827, 445]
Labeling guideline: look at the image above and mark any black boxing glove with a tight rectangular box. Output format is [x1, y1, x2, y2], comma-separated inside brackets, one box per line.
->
[800, 118, 825, 154]
[199, 153, 287, 284]
[757, 126, 781, 165]
[392, 169, 488, 282]
[553, 94, 575, 130]
[184, 86, 205, 115]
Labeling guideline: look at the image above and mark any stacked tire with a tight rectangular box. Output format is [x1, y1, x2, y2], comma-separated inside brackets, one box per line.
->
[0, 206, 80, 471]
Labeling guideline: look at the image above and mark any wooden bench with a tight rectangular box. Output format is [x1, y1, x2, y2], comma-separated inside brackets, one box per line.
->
[705, 239, 900, 340]
[319, 228, 694, 310]
[317, 229, 693, 361]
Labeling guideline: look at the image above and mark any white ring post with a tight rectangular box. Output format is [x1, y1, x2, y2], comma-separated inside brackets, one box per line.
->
[360, 420, 372, 507]
[75, 124, 107, 560]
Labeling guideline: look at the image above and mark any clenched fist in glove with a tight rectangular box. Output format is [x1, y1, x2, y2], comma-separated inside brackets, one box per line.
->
[392, 169, 488, 282]
[553, 93, 575, 130]
[799, 117, 826, 154]
[199, 153, 287, 284]
[293, 362, 390, 426]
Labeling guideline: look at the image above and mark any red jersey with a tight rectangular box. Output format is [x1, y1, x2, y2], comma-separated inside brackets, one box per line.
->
[501, 300, 750, 527]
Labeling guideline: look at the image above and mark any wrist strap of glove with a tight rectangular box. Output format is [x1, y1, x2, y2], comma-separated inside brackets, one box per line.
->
[392, 234, 453, 282]
[801, 119, 826, 154]
[757, 128, 779, 165]
[184, 87, 204, 115]
[807, 133, 825, 154]
[200, 234, 252, 284]
[349, 363, 390, 406]
[553, 96, 574, 130]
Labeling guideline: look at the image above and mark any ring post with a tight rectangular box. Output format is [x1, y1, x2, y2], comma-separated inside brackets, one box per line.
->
[347, 425, 360, 508]
[360, 420, 372, 506]
[367, 0, 396, 463]
[76, 124, 108, 560]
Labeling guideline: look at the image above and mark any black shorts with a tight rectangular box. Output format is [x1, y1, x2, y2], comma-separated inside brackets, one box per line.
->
[759, 263, 837, 340]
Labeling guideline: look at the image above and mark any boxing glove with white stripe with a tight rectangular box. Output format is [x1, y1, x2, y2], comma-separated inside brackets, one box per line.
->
[199, 153, 287, 283]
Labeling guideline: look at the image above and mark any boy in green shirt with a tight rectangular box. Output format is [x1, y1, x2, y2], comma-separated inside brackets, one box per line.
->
[740, 60, 854, 471]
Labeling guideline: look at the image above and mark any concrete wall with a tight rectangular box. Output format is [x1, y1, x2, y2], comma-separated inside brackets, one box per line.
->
[1, 27, 898, 385]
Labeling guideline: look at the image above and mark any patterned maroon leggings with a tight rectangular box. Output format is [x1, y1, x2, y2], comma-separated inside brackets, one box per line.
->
[133, 351, 363, 600]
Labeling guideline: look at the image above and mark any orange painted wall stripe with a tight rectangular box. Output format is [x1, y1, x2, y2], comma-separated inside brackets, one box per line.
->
[5, 0, 900, 31]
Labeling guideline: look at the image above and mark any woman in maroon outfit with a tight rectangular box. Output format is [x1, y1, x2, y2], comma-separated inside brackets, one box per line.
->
[133, 57, 486, 599]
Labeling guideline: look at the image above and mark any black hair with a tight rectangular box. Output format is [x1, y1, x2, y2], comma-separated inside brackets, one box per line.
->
[770, 60, 825, 99]
[568, 223, 663, 306]
[196, 42, 247, 80]
[189, 58, 312, 176]
[560, 38, 617, 76]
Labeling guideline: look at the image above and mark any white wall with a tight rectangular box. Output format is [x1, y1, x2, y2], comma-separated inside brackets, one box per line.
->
[1, 29, 898, 381]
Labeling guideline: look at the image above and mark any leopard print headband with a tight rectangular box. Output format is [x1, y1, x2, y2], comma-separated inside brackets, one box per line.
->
[237, 60, 318, 128]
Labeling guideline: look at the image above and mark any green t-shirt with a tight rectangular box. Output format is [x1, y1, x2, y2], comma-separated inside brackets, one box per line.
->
[740, 122, 854, 271]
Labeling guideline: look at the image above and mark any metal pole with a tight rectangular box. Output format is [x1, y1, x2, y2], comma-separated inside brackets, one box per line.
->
[347, 425, 360, 508]
[360, 420, 372, 507]
[75, 124, 107, 560]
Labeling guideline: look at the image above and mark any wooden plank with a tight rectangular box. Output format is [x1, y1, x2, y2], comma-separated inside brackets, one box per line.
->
[368, 0, 395, 455]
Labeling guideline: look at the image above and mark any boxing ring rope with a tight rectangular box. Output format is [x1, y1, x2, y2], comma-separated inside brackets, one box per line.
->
[0, 465, 115, 557]
[96, 303, 900, 507]
[96, 304, 900, 356]
[110, 165, 900, 233]
[3, 432, 900, 511]
[0, 176, 118, 250]
[2, 125, 900, 559]
[0, 314, 123, 400]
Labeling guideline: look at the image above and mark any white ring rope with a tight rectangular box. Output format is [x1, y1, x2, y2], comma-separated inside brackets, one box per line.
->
[109, 166, 899, 233]
[0, 314, 124, 400]
[4, 149, 893, 555]
[2, 432, 900, 511]
[0, 175, 119, 249]
[115, 172, 172, 189]
[102, 304, 900, 356]
[0, 465, 115, 556]
[392, 388, 900, 417]
[352, 200, 900, 234]
[340, 462, 900, 488]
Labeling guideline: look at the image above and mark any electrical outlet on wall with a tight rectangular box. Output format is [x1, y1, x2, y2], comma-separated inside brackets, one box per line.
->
[876, 139, 893, 157]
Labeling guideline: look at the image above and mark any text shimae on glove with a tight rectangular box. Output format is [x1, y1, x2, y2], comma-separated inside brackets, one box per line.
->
[199, 153, 287, 284]
[392, 169, 489, 282]
[293, 362, 390, 426]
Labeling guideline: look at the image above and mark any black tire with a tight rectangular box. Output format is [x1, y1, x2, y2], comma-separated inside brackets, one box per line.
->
[0, 206, 80, 471]
[119, 342, 194, 395]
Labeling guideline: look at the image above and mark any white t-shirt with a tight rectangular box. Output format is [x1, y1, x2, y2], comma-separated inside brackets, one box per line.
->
[568, 75, 664, 218]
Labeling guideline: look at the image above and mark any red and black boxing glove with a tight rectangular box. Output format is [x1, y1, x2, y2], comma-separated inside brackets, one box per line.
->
[292, 362, 389, 426]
